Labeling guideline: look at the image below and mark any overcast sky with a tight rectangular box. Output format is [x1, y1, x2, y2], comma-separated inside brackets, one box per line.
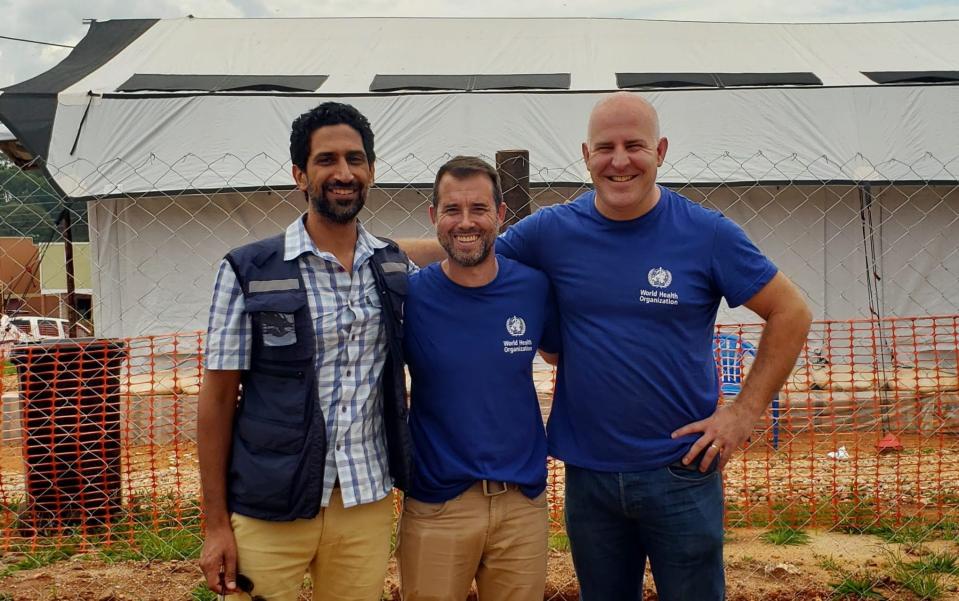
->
[2, 0, 959, 88]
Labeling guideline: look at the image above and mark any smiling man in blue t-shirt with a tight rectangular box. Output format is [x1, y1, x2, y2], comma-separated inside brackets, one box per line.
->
[397, 156, 557, 601]
[401, 94, 812, 600]
[496, 94, 811, 600]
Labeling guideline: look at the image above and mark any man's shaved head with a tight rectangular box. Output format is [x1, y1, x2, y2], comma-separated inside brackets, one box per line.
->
[581, 92, 668, 220]
[587, 92, 661, 144]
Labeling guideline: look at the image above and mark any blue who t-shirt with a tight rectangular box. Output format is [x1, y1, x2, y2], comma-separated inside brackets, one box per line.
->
[497, 186, 778, 472]
[404, 257, 556, 502]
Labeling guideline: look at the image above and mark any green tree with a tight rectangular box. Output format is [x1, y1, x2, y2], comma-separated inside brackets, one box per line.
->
[0, 158, 89, 243]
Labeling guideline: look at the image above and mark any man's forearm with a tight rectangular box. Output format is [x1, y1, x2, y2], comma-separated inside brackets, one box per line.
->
[197, 371, 241, 530]
[735, 302, 811, 419]
[398, 238, 445, 266]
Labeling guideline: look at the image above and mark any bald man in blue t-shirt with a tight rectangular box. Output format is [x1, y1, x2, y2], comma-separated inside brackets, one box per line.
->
[402, 94, 811, 601]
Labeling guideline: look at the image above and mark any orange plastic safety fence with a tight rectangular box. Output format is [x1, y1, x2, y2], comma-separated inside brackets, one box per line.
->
[0, 333, 202, 552]
[0, 316, 956, 552]
[715, 314, 959, 530]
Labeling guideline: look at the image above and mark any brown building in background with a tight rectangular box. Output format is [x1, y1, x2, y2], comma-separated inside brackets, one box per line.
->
[0, 237, 91, 321]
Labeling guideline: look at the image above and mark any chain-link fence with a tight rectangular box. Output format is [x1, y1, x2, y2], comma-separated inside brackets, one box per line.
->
[1, 152, 958, 599]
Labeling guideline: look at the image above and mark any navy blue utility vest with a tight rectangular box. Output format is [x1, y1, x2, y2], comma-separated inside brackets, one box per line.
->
[223, 233, 412, 521]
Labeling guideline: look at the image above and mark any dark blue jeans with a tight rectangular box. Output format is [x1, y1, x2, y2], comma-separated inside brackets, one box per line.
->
[564, 463, 725, 601]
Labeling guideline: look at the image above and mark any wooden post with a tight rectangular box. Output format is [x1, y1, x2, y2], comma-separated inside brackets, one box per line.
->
[57, 209, 78, 337]
[496, 150, 531, 228]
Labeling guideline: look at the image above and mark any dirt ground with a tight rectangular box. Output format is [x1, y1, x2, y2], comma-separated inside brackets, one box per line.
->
[0, 529, 957, 600]
[1, 438, 958, 599]
[3, 371, 959, 599]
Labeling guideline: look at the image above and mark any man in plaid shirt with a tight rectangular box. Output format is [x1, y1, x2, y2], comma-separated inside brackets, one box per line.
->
[198, 102, 413, 601]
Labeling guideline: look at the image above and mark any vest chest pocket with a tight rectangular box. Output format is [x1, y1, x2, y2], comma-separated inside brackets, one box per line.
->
[261, 311, 296, 346]
[245, 291, 312, 361]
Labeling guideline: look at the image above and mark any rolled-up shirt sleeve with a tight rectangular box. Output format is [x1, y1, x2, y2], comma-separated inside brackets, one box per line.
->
[204, 259, 252, 370]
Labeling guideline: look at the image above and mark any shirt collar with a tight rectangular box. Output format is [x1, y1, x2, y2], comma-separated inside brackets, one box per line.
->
[283, 214, 387, 262]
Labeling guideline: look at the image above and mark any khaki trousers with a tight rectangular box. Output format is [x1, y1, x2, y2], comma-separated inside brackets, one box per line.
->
[229, 487, 394, 601]
[398, 483, 548, 601]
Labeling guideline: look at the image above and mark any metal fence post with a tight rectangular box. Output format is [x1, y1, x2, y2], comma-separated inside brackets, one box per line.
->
[496, 149, 530, 227]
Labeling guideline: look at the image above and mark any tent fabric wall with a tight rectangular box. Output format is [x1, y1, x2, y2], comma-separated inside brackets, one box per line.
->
[3, 17, 957, 340]
[44, 85, 959, 198]
[2, 18, 958, 197]
[89, 185, 959, 338]
[89, 187, 438, 337]
[45, 18, 959, 94]
[699, 185, 959, 321]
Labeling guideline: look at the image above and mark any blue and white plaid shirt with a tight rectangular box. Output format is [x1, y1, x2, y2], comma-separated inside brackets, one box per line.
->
[205, 215, 412, 508]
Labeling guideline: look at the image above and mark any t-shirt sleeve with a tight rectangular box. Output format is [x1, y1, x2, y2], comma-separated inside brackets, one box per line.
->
[204, 259, 252, 370]
[496, 211, 544, 269]
[538, 282, 562, 354]
[710, 215, 779, 308]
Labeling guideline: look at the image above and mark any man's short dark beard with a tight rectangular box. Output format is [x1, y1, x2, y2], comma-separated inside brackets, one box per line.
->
[439, 225, 498, 268]
[309, 187, 366, 224]
[443, 239, 494, 268]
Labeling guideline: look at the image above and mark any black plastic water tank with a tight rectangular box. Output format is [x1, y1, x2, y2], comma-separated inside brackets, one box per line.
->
[10, 338, 126, 533]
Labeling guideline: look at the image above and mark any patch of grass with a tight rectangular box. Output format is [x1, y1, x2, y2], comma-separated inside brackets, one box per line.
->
[139, 527, 203, 560]
[0, 547, 76, 578]
[912, 551, 959, 574]
[548, 532, 570, 552]
[885, 549, 948, 601]
[761, 523, 811, 546]
[86, 496, 204, 561]
[190, 583, 218, 601]
[869, 524, 930, 545]
[829, 571, 885, 599]
[832, 500, 882, 535]
[817, 554, 843, 573]
[0, 497, 27, 517]
[99, 525, 203, 562]
[894, 569, 944, 600]
[770, 502, 813, 525]
[0, 497, 206, 577]
[1, 362, 15, 377]
[931, 521, 959, 541]
[858, 520, 959, 543]
[0, 593, 14, 601]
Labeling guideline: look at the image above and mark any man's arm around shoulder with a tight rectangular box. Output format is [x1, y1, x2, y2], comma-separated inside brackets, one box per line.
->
[198, 369, 242, 595]
[398, 239, 445, 266]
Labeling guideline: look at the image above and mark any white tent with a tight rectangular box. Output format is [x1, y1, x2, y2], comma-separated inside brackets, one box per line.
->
[1, 17, 957, 337]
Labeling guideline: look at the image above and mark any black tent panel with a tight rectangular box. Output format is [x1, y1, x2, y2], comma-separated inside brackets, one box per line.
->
[0, 95, 58, 163]
[716, 72, 822, 86]
[117, 74, 329, 93]
[370, 75, 471, 92]
[0, 19, 157, 159]
[618, 72, 822, 89]
[2, 20, 158, 95]
[472, 74, 570, 90]
[371, 74, 571, 92]
[863, 71, 959, 84]
[617, 73, 719, 88]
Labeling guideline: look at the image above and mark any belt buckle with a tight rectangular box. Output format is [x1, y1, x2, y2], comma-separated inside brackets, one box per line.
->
[482, 480, 509, 496]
